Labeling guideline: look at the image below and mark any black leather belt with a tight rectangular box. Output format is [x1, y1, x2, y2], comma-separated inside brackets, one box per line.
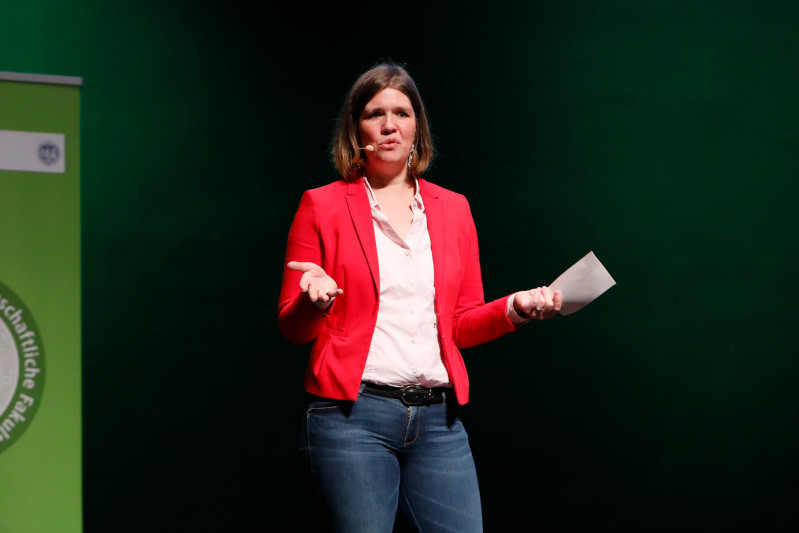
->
[361, 382, 448, 406]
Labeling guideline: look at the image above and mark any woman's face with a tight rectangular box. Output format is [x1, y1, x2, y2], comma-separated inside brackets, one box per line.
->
[358, 87, 416, 175]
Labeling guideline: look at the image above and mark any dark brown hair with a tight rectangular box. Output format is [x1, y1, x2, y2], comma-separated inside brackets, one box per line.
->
[331, 62, 434, 181]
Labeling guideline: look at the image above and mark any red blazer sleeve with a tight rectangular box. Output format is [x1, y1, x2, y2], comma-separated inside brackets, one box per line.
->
[278, 190, 328, 345]
[451, 196, 517, 349]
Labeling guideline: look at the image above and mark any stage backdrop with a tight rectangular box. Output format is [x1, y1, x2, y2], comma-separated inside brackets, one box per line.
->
[0, 72, 82, 533]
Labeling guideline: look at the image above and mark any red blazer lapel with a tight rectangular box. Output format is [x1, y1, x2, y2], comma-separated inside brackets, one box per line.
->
[345, 180, 380, 293]
[419, 179, 447, 313]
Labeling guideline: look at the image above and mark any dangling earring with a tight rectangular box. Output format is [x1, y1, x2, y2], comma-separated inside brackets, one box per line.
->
[407, 145, 414, 169]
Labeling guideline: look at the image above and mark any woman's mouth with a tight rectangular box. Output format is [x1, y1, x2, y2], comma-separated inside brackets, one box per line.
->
[379, 139, 400, 150]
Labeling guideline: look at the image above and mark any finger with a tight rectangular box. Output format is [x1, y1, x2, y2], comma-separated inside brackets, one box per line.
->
[298, 276, 310, 292]
[552, 290, 563, 312]
[533, 287, 547, 311]
[312, 287, 327, 302]
[540, 288, 561, 319]
[541, 286, 555, 309]
[319, 287, 343, 301]
[522, 289, 538, 313]
[523, 289, 539, 312]
[287, 261, 324, 274]
[523, 288, 546, 319]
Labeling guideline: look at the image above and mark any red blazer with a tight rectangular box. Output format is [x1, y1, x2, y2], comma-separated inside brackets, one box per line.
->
[278, 178, 517, 405]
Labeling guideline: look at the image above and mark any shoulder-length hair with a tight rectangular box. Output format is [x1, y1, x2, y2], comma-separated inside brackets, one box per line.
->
[331, 62, 434, 181]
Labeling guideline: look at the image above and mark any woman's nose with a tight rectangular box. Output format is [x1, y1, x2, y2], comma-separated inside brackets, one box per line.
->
[381, 114, 397, 133]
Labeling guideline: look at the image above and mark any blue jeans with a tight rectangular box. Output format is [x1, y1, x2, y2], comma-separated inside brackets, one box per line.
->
[300, 384, 483, 533]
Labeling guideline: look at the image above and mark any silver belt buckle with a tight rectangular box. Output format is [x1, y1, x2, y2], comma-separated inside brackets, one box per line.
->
[400, 384, 430, 406]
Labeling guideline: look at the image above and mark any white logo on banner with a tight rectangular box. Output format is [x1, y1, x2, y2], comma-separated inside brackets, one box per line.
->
[0, 129, 65, 173]
[0, 281, 45, 454]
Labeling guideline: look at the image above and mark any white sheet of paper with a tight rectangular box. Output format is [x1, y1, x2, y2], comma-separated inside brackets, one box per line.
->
[549, 251, 616, 315]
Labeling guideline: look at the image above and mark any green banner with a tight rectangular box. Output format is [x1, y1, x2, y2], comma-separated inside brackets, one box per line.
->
[0, 73, 82, 532]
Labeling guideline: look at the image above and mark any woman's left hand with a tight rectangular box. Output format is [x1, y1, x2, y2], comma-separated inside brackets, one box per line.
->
[513, 286, 562, 320]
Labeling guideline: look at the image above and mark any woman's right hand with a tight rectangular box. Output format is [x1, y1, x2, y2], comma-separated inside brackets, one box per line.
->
[512, 285, 562, 320]
[287, 261, 343, 310]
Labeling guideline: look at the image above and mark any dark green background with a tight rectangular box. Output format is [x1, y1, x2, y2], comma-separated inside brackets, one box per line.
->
[2, 1, 796, 531]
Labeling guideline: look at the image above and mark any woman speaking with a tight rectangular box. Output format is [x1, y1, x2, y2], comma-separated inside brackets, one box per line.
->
[278, 61, 561, 532]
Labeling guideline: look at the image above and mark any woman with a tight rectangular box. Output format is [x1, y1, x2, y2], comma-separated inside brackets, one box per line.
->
[279, 61, 561, 532]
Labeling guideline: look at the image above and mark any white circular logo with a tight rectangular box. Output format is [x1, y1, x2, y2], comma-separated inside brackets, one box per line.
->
[0, 281, 45, 454]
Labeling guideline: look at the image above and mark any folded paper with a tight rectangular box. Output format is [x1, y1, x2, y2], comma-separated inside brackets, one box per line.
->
[549, 251, 616, 315]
